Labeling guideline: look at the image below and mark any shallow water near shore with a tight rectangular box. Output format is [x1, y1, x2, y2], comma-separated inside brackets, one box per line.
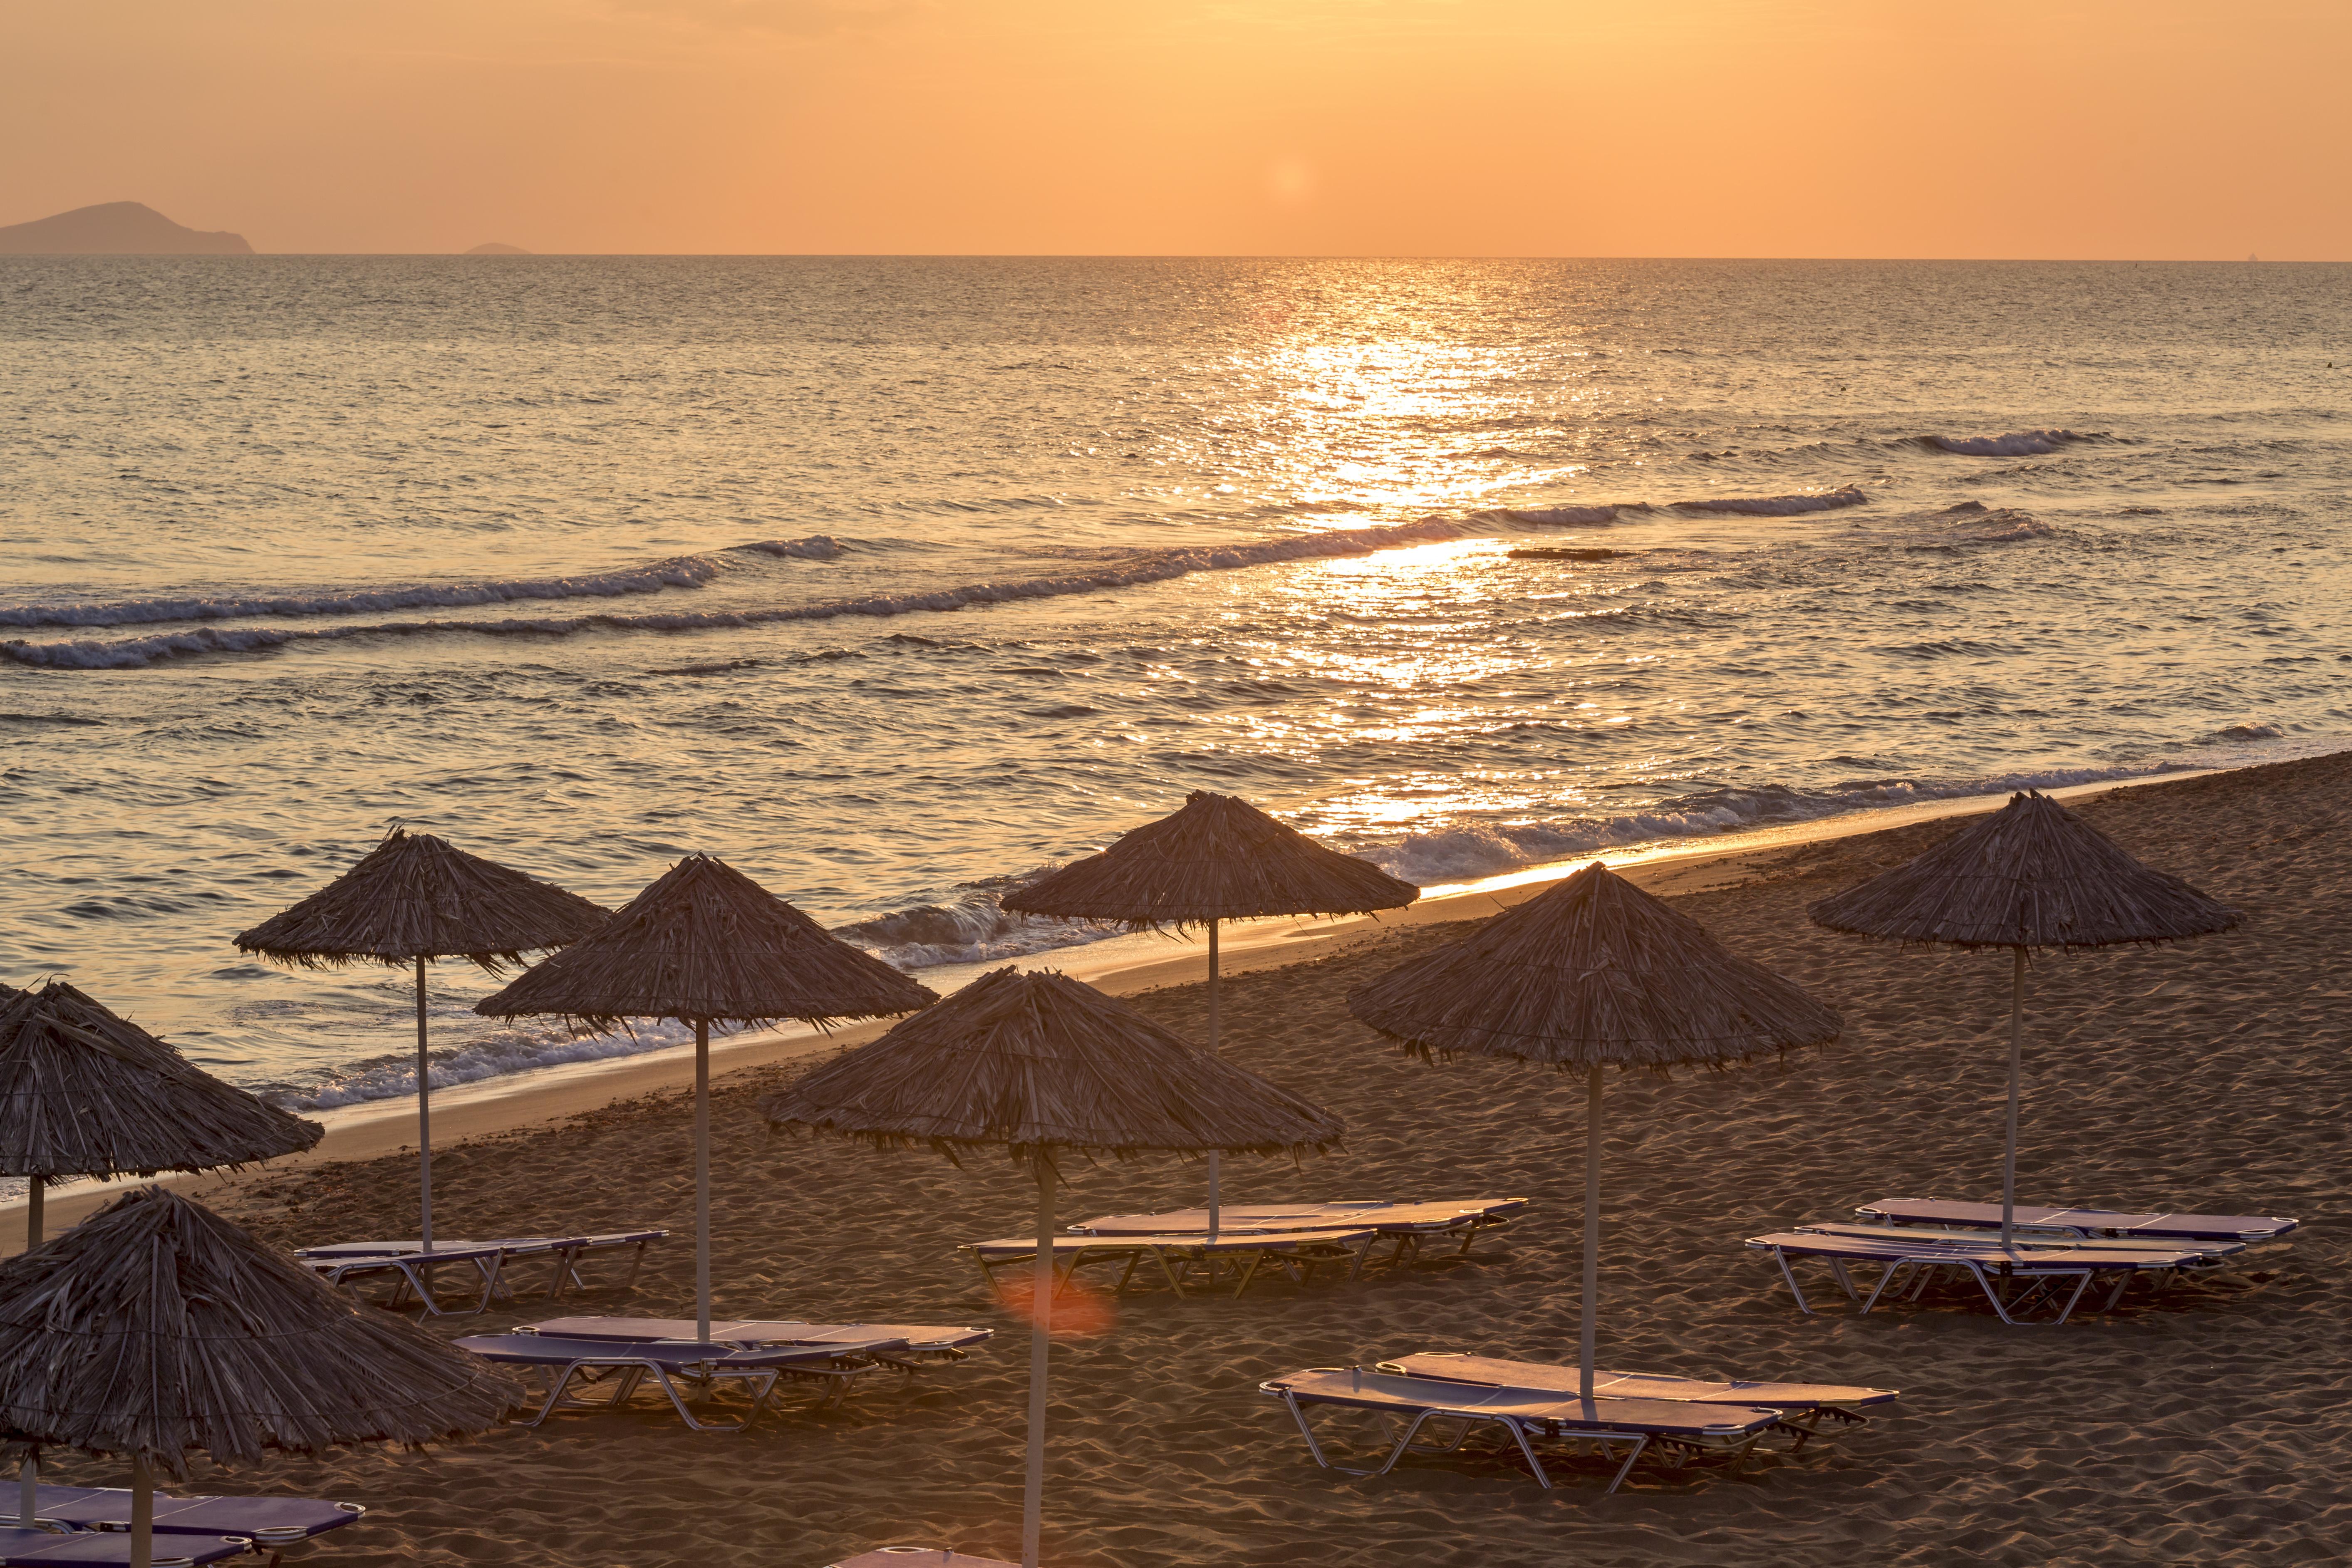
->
[2, 258, 2347, 1103]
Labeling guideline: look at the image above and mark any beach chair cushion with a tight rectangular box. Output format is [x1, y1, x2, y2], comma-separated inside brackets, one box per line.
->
[453, 1332, 876, 1371]
[0, 1526, 253, 1567]
[526, 1317, 990, 1353]
[1073, 1198, 1526, 1236]
[28, 1488, 360, 1543]
[1854, 1198, 2295, 1243]
[1748, 1231, 2204, 1271]
[1264, 1368, 1781, 1442]
[1374, 1353, 1898, 1410]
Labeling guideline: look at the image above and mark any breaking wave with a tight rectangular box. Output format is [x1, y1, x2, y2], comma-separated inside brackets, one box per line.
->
[739, 535, 847, 560]
[829, 875, 1125, 970]
[4, 516, 1472, 669]
[1673, 486, 1869, 515]
[262, 1016, 706, 1111]
[1921, 430, 2092, 457]
[0, 556, 725, 631]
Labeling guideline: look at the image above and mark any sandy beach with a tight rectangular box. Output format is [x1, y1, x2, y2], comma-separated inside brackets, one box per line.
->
[31, 753, 2351, 1566]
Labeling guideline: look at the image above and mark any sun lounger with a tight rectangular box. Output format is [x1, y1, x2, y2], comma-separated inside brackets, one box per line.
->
[299, 1242, 512, 1316]
[296, 1230, 668, 1303]
[1747, 1229, 2210, 1325]
[27, 1486, 362, 1546]
[1854, 1197, 2296, 1245]
[1073, 1198, 1527, 1264]
[1260, 1367, 1780, 1494]
[1807, 1219, 2245, 1260]
[0, 1524, 252, 1568]
[526, 1317, 992, 1370]
[961, 1229, 1377, 1301]
[1374, 1352, 1896, 1449]
[828, 1552, 1019, 1568]
[453, 1330, 899, 1429]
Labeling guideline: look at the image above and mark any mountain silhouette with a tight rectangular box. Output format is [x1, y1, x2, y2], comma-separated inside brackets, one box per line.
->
[464, 242, 531, 255]
[0, 202, 252, 255]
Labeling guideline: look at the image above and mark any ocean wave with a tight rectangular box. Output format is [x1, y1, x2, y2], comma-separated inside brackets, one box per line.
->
[736, 536, 847, 560]
[1484, 504, 1641, 526]
[1673, 486, 1869, 516]
[1354, 764, 2185, 886]
[0, 556, 724, 631]
[830, 878, 1126, 970]
[4, 515, 1474, 670]
[261, 1017, 705, 1111]
[1921, 430, 2093, 457]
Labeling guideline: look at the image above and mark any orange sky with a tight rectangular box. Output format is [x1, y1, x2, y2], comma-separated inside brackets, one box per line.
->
[4, 0, 2347, 257]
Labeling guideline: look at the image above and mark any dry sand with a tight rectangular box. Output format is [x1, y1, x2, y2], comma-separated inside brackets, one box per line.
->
[33, 754, 2352, 1565]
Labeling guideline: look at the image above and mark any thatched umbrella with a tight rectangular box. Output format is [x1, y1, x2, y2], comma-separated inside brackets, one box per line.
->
[1808, 789, 2239, 1245]
[0, 1185, 520, 1568]
[476, 853, 936, 1338]
[0, 980, 325, 1526]
[235, 827, 607, 1254]
[1000, 791, 1415, 1231]
[1347, 861, 1838, 1400]
[763, 964, 1342, 1568]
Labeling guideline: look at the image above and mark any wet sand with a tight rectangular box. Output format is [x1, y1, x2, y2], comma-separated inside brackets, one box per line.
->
[41, 753, 2350, 1565]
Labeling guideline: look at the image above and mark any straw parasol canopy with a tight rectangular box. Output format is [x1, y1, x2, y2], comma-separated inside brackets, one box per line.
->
[474, 852, 933, 1032]
[0, 1186, 520, 1566]
[234, 825, 610, 973]
[763, 965, 1341, 1568]
[762, 964, 1346, 1162]
[1348, 862, 1839, 1400]
[1808, 789, 2240, 1244]
[1000, 791, 1418, 929]
[234, 826, 609, 1254]
[0, 981, 322, 1182]
[476, 852, 938, 1340]
[1001, 790, 1414, 1227]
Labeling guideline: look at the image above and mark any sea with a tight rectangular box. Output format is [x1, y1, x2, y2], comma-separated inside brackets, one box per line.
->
[2, 257, 2345, 1114]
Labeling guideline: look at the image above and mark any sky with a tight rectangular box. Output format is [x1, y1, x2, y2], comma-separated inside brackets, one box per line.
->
[3, 0, 2347, 257]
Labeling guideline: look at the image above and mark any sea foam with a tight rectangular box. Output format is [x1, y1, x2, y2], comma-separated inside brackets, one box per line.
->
[1673, 486, 1869, 515]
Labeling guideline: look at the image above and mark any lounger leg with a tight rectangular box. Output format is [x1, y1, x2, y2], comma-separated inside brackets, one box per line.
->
[1770, 1247, 1813, 1315]
[1500, 1419, 1554, 1491]
[1280, 1391, 1339, 1472]
[1828, 1257, 1861, 1303]
[623, 1241, 649, 1292]
[1230, 1250, 1267, 1299]
[1859, 1261, 1913, 1315]
[1960, 1262, 2020, 1326]
[2102, 1272, 2132, 1312]
[1153, 1247, 1187, 1299]
[2050, 1271, 2093, 1326]
[1598, 1433, 1646, 1495]
[1112, 1251, 1143, 1296]
[1348, 1237, 1374, 1283]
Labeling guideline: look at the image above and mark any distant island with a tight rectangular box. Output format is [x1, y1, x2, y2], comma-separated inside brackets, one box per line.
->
[0, 201, 252, 255]
[464, 242, 531, 255]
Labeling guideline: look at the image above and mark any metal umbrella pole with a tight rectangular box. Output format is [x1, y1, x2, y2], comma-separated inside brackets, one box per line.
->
[695, 1019, 711, 1343]
[416, 957, 434, 1254]
[1021, 1157, 1055, 1568]
[1579, 1065, 1602, 1402]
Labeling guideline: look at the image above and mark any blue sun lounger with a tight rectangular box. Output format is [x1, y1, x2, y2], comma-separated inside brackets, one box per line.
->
[1260, 1366, 1780, 1494]
[24, 1487, 361, 1547]
[0, 1525, 251, 1568]
[525, 1317, 992, 1371]
[297, 1230, 669, 1309]
[1373, 1352, 1897, 1449]
[1747, 1228, 2211, 1325]
[828, 1552, 1019, 1568]
[298, 1242, 513, 1316]
[454, 1331, 901, 1430]
[1854, 1198, 2296, 1245]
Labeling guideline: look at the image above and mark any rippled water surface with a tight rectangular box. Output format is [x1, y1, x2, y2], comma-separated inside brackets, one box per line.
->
[3, 258, 2346, 1104]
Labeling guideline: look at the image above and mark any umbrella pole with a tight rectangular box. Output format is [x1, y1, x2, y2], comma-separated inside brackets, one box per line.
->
[1206, 917, 1220, 1242]
[415, 956, 433, 1254]
[15, 1177, 31, 1525]
[130, 1454, 152, 1568]
[1580, 1063, 1602, 1403]
[695, 1019, 711, 1343]
[1022, 1155, 1054, 1568]
[2002, 947, 2025, 1249]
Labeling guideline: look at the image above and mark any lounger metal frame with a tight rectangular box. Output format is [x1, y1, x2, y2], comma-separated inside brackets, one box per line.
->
[1262, 1369, 1771, 1495]
[1749, 1236, 2174, 1325]
[0, 1520, 253, 1568]
[300, 1244, 510, 1317]
[481, 1346, 879, 1431]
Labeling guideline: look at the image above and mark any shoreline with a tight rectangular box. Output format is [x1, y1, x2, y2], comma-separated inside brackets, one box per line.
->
[0, 757, 2246, 1249]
